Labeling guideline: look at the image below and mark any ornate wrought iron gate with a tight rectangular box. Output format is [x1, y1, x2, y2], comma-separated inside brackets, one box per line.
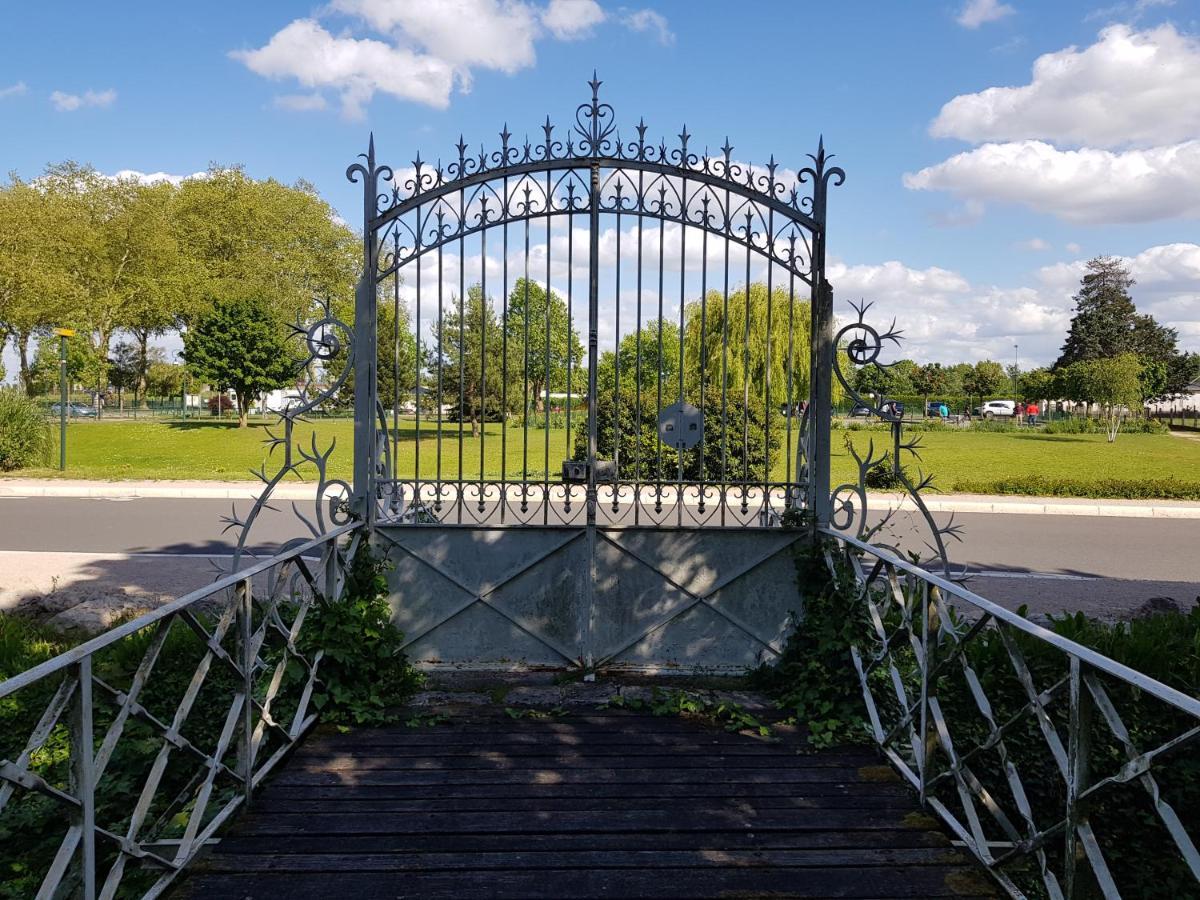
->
[341, 77, 857, 671]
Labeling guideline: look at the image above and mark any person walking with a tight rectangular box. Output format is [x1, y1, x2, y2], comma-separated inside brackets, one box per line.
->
[1026, 400, 1038, 426]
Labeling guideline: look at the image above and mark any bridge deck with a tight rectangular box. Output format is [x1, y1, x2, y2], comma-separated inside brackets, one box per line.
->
[181, 711, 993, 899]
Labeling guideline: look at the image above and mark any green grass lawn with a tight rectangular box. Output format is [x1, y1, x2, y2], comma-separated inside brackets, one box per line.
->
[11, 419, 1200, 498]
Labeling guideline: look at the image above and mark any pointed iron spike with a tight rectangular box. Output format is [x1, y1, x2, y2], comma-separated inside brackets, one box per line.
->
[589, 70, 601, 100]
[368, 131, 375, 160]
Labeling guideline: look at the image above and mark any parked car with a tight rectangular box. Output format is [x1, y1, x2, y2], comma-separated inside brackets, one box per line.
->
[972, 399, 1016, 419]
[50, 402, 97, 418]
[848, 404, 872, 417]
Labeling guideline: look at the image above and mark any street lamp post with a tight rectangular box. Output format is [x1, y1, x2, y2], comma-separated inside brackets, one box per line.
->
[1012, 343, 1019, 400]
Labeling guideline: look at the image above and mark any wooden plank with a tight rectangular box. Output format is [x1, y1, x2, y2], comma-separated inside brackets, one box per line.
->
[215, 828, 953, 856]
[293, 736, 845, 755]
[248, 794, 918, 815]
[231, 807, 927, 836]
[268, 767, 871, 787]
[178, 865, 995, 898]
[256, 780, 916, 802]
[281, 753, 872, 771]
[200, 846, 966, 873]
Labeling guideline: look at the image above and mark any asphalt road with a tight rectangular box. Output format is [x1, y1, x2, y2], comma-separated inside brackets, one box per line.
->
[1, 496, 1196, 619]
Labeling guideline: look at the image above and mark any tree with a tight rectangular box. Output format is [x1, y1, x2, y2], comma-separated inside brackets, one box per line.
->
[505, 277, 583, 414]
[912, 363, 949, 409]
[28, 332, 101, 396]
[145, 357, 185, 400]
[333, 298, 419, 413]
[1072, 354, 1144, 442]
[182, 294, 296, 427]
[108, 341, 140, 409]
[1018, 368, 1056, 403]
[597, 319, 681, 398]
[962, 360, 1008, 407]
[433, 286, 507, 437]
[683, 283, 813, 408]
[0, 175, 82, 392]
[173, 166, 358, 327]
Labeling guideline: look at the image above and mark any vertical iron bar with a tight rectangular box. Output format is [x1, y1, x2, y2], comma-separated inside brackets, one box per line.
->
[1065, 654, 1092, 898]
[458, 219, 466, 524]
[566, 212, 574, 469]
[501, 177, 510, 522]
[352, 267, 377, 523]
[634, 177, 644, 520]
[238, 578, 253, 801]
[699, 219, 708, 490]
[918, 581, 933, 805]
[392, 244, 400, 484]
[720, 187, 730, 525]
[436, 239, 444, 508]
[413, 205, 422, 491]
[586, 163, 601, 526]
[523, 216, 531, 504]
[677, 184, 687, 526]
[655, 212, 665, 506]
[612, 208, 621, 513]
[544, 179, 552, 524]
[70, 656, 96, 900]
[810, 278, 834, 528]
[480, 228, 488, 495]
[765, 213, 774, 508]
[742, 221, 752, 491]
[785, 271, 796, 491]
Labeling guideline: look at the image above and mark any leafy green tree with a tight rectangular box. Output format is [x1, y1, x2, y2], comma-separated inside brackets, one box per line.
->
[28, 333, 101, 396]
[963, 360, 1008, 406]
[1070, 354, 1145, 442]
[182, 294, 296, 427]
[597, 319, 681, 398]
[683, 283, 812, 408]
[433, 286, 507, 437]
[334, 299, 419, 413]
[145, 358, 185, 400]
[505, 277, 583, 414]
[173, 166, 358, 327]
[108, 341, 141, 409]
[0, 175, 82, 391]
[912, 363, 949, 409]
[1018, 368, 1056, 403]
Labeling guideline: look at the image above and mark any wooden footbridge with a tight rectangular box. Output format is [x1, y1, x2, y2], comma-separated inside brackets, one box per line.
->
[178, 709, 993, 899]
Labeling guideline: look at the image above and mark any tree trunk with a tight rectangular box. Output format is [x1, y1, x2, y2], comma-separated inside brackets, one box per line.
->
[236, 390, 249, 428]
[471, 413, 479, 439]
[133, 328, 150, 408]
[16, 330, 33, 395]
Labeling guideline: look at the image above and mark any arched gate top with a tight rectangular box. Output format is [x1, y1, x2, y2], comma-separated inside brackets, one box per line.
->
[348, 74, 845, 282]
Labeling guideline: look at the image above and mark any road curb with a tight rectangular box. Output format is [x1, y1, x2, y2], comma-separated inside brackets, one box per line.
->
[3, 480, 1199, 518]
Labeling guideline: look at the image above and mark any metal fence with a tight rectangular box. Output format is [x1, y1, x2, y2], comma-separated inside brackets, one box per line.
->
[0, 522, 359, 899]
[825, 529, 1200, 898]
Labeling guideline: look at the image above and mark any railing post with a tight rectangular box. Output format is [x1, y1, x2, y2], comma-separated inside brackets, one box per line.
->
[919, 582, 936, 806]
[808, 279, 834, 530]
[237, 578, 254, 802]
[69, 657, 96, 900]
[1064, 654, 1092, 898]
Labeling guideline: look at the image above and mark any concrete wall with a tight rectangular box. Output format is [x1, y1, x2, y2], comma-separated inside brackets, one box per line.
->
[374, 525, 806, 674]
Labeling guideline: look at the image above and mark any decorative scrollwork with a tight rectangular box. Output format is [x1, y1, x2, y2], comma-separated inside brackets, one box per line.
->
[219, 297, 356, 577]
[349, 73, 838, 284]
[828, 300, 963, 579]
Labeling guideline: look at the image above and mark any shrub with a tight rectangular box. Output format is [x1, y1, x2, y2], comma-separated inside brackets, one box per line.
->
[1044, 416, 1167, 435]
[0, 390, 52, 471]
[952, 474, 1200, 500]
[969, 418, 1018, 433]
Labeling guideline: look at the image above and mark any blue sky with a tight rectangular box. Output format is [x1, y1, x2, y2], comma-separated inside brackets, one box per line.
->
[3, 0, 1199, 374]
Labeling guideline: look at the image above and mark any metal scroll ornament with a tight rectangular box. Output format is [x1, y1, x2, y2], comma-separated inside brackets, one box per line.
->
[218, 298, 356, 576]
[829, 301, 963, 578]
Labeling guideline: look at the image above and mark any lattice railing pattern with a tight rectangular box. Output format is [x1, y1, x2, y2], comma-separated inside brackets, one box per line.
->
[0, 523, 359, 899]
[825, 529, 1200, 899]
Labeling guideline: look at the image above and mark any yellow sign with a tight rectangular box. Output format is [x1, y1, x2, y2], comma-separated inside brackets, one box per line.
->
[54, 328, 75, 337]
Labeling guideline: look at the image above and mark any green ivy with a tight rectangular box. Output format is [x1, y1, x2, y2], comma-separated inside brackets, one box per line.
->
[749, 539, 871, 748]
[602, 688, 771, 736]
[296, 542, 422, 725]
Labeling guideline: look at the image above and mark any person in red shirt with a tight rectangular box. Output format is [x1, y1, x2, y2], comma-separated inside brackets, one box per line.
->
[1026, 401, 1039, 425]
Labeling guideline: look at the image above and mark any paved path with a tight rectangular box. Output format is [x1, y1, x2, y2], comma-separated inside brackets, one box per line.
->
[177, 709, 993, 899]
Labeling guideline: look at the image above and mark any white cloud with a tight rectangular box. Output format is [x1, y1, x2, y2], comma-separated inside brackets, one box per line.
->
[1066, 242, 1082, 254]
[0, 81, 27, 100]
[237, 1, 662, 115]
[274, 93, 328, 112]
[50, 88, 117, 112]
[542, 0, 606, 39]
[108, 169, 206, 186]
[232, 19, 456, 118]
[904, 140, 1200, 224]
[956, 0, 1015, 29]
[1017, 238, 1050, 251]
[931, 25, 1200, 148]
[619, 8, 674, 45]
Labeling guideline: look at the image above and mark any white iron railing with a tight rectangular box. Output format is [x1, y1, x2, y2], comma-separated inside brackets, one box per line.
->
[825, 528, 1200, 899]
[0, 522, 360, 899]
